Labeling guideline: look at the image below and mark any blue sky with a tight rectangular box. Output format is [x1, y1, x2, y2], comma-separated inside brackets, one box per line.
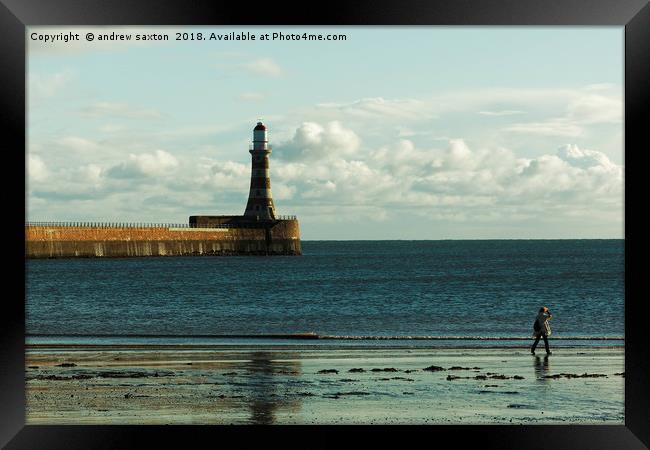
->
[27, 27, 623, 239]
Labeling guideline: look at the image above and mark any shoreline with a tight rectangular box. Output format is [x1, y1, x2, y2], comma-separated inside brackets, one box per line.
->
[26, 345, 624, 425]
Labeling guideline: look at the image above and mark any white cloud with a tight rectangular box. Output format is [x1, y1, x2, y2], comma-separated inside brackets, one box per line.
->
[444, 139, 475, 170]
[56, 136, 102, 153]
[27, 155, 48, 182]
[272, 183, 297, 200]
[499, 90, 621, 138]
[557, 144, 619, 171]
[81, 102, 163, 120]
[201, 161, 249, 193]
[274, 121, 361, 161]
[26, 85, 623, 235]
[266, 121, 622, 227]
[504, 120, 583, 137]
[107, 150, 179, 178]
[317, 97, 431, 120]
[478, 110, 525, 116]
[566, 94, 622, 124]
[243, 58, 283, 77]
[28, 71, 73, 99]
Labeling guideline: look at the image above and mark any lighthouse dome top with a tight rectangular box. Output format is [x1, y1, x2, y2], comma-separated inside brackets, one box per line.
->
[254, 122, 266, 131]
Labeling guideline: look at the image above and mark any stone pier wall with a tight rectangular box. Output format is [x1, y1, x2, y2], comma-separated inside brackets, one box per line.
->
[25, 220, 301, 258]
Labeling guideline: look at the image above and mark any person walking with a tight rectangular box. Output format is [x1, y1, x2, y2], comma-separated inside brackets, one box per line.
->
[531, 306, 552, 355]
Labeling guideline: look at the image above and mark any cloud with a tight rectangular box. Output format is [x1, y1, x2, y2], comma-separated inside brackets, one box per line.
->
[501, 90, 620, 138]
[265, 121, 622, 225]
[81, 102, 163, 120]
[28, 71, 73, 100]
[504, 120, 583, 137]
[557, 144, 619, 171]
[27, 155, 49, 182]
[27, 132, 623, 234]
[317, 97, 431, 120]
[274, 121, 361, 161]
[208, 161, 249, 185]
[107, 150, 179, 179]
[300, 138, 616, 224]
[478, 110, 525, 116]
[243, 58, 283, 77]
[566, 94, 622, 124]
[26, 85, 623, 235]
[56, 136, 102, 153]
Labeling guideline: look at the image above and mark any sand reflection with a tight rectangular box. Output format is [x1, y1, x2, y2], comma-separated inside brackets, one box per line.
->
[242, 351, 303, 424]
[533, 355, 550, 382]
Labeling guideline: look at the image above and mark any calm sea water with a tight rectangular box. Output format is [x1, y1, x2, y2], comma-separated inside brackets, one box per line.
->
[26, 240, 624, 339]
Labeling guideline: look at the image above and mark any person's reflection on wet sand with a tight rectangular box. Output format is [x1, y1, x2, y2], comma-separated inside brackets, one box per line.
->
[533, 355, 550, 381]
[243, 351, 302, 424]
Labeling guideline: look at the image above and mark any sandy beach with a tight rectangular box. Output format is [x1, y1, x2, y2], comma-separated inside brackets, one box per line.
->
[25, 344, 624, 425]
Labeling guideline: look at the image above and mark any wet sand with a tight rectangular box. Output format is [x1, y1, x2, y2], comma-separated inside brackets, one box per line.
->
[25, 345, 624, 425]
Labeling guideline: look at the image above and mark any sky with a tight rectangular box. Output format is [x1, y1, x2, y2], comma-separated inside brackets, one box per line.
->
[26, 27, 624, 239]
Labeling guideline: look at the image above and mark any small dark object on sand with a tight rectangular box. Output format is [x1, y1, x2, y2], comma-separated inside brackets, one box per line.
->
[507, 404, 534, 409]
[423, 365, 445, 372]
[318, 369, 339, 374]
[331, 391, 370, 396]
[348, 368, 365, 373]
[71, 374, 93, 380]
[124, 393, 132, 399]
[544, 373, 607, 379]
[98, 371, 157, 378]
[481, 390, 520, 395]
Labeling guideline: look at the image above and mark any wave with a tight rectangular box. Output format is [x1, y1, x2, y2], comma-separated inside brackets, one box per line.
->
[27, 333, 624, 341]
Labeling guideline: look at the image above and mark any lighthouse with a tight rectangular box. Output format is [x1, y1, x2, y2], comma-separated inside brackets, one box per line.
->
[244, 121, 276, 220]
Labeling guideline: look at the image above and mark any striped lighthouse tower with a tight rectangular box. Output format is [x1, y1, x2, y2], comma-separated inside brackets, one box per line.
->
[244, 121, 276, 220]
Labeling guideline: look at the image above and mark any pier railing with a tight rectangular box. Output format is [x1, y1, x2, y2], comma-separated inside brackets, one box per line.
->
[25, 216, 297, 229]
[26, 221, 205, 228]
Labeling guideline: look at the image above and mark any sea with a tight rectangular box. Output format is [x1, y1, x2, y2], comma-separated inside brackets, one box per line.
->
[25, 240, 624, 347]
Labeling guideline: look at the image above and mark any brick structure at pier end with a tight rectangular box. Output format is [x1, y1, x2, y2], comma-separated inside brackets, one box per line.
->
[25, 121, 301, 258]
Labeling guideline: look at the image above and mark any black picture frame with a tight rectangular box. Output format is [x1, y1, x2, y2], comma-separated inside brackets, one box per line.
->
[1, 0, 647, 448]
